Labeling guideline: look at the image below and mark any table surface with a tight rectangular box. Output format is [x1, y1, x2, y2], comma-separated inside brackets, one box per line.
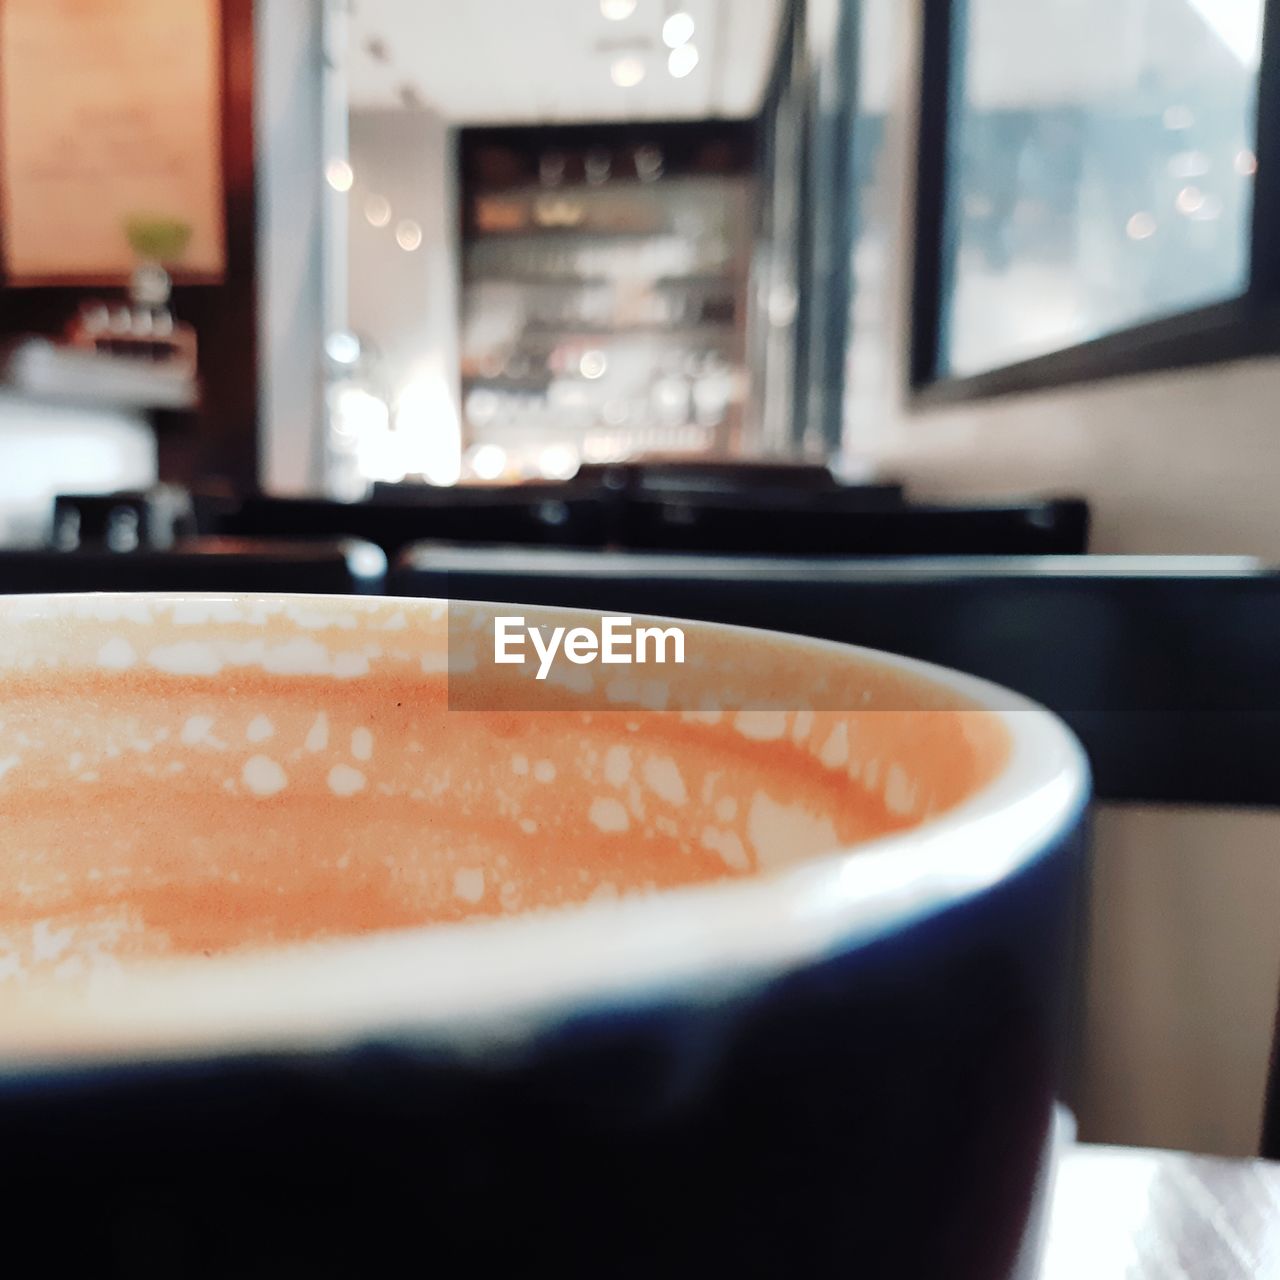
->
[1042, 1144, 1280, 1278]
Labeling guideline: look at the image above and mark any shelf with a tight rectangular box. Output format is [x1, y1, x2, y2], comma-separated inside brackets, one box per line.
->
[463, 273, 742, 289]
[1, 339, 198, 413]
[468, 227, 671, 242]
[518, 321, 739, 338]
[464, 274, 615, 287]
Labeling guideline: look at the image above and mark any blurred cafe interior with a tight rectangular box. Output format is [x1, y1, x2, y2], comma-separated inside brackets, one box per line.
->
[3, 0, 1280, 1237]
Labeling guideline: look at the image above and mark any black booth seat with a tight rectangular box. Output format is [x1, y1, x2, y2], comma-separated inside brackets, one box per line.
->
[217, 493, 614, 558]
[616, 495, 1089, 555]
[393, 546, 1280, 1154]
[215, 490, 1084, 558]
[389, 546, 1269, 809]
[564, 461, 905, 500]
[371, 463, 899, 500]
[0, 538, 387, 596]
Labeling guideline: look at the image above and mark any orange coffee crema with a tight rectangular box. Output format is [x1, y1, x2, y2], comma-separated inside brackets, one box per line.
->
[0, 597, 1009, 981]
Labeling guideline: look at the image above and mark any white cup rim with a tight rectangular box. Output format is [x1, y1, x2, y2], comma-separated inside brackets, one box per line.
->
[0, 592, 1089, 1074]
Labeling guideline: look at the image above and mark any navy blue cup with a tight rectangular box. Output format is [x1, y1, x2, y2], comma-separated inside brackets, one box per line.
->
[0, 595, 1088, 1277]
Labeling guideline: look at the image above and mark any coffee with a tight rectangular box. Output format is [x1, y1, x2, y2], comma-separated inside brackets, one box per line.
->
[0, 595, 1008, 982]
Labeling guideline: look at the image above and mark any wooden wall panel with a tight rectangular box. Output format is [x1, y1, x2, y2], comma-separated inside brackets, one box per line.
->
[0, 0, 258, 490]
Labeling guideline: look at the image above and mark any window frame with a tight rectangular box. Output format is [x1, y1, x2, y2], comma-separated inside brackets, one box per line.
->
[908, 0, 1280, 405]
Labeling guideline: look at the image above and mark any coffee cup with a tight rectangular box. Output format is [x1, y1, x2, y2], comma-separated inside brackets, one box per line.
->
[0, 592, 1087, 1277]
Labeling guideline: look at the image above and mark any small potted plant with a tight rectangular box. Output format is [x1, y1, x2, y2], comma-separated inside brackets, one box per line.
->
[123, 214, 193, 318]
[67, 214, 198, 378]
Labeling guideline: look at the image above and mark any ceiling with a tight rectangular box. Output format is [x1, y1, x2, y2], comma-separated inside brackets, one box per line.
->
[345, 0, 783, 123]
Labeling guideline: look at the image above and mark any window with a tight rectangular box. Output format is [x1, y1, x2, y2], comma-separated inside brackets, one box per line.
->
[842, 0, 898, 440]
[915, 0, 1270, 390]
[755, 0, 900, 453]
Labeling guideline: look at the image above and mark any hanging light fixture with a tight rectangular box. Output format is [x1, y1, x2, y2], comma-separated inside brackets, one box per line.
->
[662, 11, 695, 47]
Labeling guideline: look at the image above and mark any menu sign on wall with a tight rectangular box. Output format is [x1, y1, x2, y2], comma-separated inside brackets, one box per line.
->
[0, 0, 225, 284]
